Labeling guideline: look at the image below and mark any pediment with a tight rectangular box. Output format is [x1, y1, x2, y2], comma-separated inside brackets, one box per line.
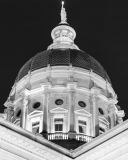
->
[99, 116, 109, 125]
[50, 107, 68, 113]
[75, 109, 91, 116]
[28, 110, 43, 117]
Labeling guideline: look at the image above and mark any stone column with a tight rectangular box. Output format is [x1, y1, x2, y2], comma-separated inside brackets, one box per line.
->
[90, 94, 99, 137]
[68, 90, 76, 139]
[116, 109, 125, 124]
[42, 92, 49, 138]
[5, 106, 14, 122]
[21, 95, 28, 129]
[108, 105, 116, 129]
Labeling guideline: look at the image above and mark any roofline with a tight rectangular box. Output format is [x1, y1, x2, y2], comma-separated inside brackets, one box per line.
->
[0, 118, 128, 158]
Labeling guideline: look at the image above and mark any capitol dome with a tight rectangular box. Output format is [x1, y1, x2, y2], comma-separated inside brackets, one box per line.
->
[16, 48, 111, 83]
[4, 2, 124, 151]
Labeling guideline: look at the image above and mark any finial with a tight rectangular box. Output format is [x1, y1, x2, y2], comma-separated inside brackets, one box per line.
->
[61, 1, 67, 23]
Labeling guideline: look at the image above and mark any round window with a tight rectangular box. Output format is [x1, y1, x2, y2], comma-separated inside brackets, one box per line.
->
[55, 99, 63, 105]
[16, 110, 21, 118]
[98, 108, 104, 115]
[33, 102, 41, 109]
[78, 101, 86, 108]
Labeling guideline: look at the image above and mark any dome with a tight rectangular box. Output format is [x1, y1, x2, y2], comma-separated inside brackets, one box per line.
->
[16, 48, 111, 84]
[4, 2, 125, 152]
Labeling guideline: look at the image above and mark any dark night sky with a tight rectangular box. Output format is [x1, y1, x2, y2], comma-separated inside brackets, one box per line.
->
[1, 0, 128, 120]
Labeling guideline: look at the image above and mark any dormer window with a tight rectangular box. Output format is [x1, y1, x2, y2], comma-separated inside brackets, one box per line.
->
[78, 120, 86, 134]
[54, 118, 63, 133]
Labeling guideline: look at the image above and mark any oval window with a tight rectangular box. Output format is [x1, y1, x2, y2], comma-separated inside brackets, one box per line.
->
[33, 102, 41, 109]
[98, 108, 104, 115]
[55, 99, 63, 105]
[78, 101, 86, 108]
[16, 109, 21, 118]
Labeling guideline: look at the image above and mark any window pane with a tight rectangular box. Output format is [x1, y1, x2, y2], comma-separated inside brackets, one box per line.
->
[55, 124, 63, 132]
[79, 125, 86, 134]
[78, 120, 86, 125]
[55, 124, 58, 131]
[32, 127, 39, 134]
[59, 124, 62, 131]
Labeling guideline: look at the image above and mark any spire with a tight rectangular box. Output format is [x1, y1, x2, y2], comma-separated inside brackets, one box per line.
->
[47, 1, 79, 50]
[60, 1, 67, 23]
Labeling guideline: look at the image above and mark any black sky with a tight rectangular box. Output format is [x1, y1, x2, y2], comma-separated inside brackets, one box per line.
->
[1, 0, 128, 120]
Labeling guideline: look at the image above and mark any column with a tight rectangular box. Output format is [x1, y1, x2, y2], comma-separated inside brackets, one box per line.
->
[5, 106, 14, 122]
[42, 92, 49, 138]
[50, 116, 54, 133]
[68, 90, 76, 139]
[108, 105, 116, 128]
[90, 94, 99, 137]
[20, 95, 28, 129]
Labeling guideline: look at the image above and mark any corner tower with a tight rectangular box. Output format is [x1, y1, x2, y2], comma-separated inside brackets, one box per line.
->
[4, 2, 124, 150]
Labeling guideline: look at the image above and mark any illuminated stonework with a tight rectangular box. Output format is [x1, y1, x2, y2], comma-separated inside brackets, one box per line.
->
[2, 2, 127, 159]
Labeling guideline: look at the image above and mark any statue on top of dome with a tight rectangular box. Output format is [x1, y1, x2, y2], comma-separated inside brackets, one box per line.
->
[61, 1, 67, 23]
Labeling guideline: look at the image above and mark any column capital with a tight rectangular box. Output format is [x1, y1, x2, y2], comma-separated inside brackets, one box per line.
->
[20, 88, 30, 97]
[67, 82, 77, 90]
[41, 82, 52, 91]
[90, 86, 101, 95]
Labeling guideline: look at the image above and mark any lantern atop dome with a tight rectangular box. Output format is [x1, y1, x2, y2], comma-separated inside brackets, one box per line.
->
[47, 1, 79, 50]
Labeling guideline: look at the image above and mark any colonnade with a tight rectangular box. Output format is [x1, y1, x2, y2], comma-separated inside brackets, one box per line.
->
[5, 86, 123, 139]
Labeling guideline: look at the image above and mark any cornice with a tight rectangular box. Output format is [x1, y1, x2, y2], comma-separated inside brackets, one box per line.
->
[75, 131, 128, 160]
[73, 120, 128, 158]
[0, 123, 70, 160]
[0, 118, 128, 159]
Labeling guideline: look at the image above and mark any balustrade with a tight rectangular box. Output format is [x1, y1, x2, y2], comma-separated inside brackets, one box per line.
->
[48, 132, 93, 142]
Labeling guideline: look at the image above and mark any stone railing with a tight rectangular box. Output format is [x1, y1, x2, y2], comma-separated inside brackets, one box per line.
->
[76, 134, 93, 142]
[48, 133, 93, 142]
[48, 133, 68, 140]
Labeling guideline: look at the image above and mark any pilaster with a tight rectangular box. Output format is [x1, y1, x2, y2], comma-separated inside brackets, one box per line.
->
[68, 83, 77, 139]
[20, 93, 28, 129]
[90, 88, 100, 137]
[41, 84, 50, 139]
[108, 104, 116, 129]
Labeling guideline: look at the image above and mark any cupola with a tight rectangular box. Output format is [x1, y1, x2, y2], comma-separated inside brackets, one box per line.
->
[48, 1, 79, 50]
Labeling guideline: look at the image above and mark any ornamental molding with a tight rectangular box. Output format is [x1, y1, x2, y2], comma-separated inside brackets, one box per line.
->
[75, 130, 128, 160]
[0, 125, 69, 160]
[73, 120, 128, 159]
[116, 110, 125, 118]
[0, 118, 128, 159]
[75, 109, 91, 117]
[28, 110, 43, 118]
[50, 107, 68, 114]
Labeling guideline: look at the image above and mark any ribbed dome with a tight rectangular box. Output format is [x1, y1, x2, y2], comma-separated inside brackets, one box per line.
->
[16, 49, 111, 84]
